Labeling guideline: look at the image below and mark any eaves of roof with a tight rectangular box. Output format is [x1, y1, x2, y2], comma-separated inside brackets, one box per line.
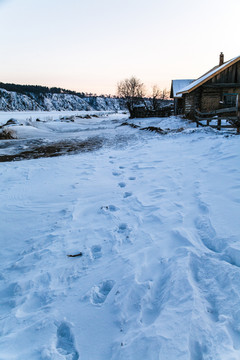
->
[176, 55, 240, 95]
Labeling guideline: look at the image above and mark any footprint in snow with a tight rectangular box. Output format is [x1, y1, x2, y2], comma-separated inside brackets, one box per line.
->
[117, 224, 131, 243]
[91, 245, 102, 259]
[195, 216, 226, 253]
[118, 182, 126, 188]
[0, 282, 22, 310]
[118, 223, 128, 232]
[112, 171, 121, 176]
[197, 199, 209, 214]
[101, 205, 118, 212]
[123, 192, 132, 198]
[194, 189, 209, 214]
[128, 176, 136, 180]
[109, 156, 115, 163]
[20, 290, 53, 313]
[56, 322, 79, 360]
[90, 280, 115, 305]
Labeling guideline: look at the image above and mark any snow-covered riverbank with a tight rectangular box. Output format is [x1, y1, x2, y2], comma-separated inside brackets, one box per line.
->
[0, 113, 240, 359]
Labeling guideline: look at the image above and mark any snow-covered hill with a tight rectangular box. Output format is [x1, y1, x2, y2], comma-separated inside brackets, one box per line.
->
[0, 88, 125, 111]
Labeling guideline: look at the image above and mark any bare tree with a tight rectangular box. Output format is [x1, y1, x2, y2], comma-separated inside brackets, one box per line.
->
[160, 88, 170, 100]
[117, 76, 145, 117]
[151, 85, 161, 110]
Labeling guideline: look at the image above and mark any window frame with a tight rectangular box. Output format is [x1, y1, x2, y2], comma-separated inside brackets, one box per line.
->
[223, 93, 238, 108]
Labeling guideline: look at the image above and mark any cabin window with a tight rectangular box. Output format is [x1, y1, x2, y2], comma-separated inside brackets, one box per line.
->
[223, 93, 237, 108]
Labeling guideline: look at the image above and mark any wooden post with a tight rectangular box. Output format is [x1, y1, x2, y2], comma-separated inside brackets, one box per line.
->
[237, 110, 240, 134]
[207, 119, 210, 126]
[217, 118, 221, 130]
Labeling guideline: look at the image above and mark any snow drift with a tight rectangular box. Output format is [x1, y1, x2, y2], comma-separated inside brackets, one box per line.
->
[0, 112, 240, 360]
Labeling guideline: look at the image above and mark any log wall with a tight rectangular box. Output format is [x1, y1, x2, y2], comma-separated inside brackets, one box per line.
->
[182, 61, 240, 118]
[183, 89, 201, 118]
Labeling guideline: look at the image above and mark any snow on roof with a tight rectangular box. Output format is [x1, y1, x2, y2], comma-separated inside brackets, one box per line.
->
[176, 55, 240, 95]
[171, 79, 195, 98]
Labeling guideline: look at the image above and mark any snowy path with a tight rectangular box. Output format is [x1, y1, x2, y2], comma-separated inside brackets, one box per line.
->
[0, 116, 240, 359]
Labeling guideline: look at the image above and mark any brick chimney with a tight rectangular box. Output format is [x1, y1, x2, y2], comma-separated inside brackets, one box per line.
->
[219, 52, 224, 66]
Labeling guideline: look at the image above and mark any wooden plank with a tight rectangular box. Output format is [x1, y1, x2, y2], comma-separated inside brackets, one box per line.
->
[210, 125, 234, 129]
[195, 115, 217, 120]
[203, 83, 240, 88]
[221, 116, 238, 120]
[237, 62, 240, 83]
[211, 107, 236, 115]
[196, 122, 235, 129]
[222, 125, 237, 128]
[195, 115, 217, 121]
[195, 107, 237, 116]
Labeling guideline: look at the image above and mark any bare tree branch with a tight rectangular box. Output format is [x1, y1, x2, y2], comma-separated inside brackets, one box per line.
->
[117, 76, 146, 117]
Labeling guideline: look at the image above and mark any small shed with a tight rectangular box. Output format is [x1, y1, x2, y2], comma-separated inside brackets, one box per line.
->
[173, 53, 240, 118]
[170, 79, 195, 115]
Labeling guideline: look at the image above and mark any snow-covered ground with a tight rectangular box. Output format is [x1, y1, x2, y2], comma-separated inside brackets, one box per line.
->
[0, 112, 240, 359]
[0, 110, 121, 126]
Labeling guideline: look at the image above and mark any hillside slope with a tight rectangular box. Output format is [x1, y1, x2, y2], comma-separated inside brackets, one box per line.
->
[0, 88, 125, 111]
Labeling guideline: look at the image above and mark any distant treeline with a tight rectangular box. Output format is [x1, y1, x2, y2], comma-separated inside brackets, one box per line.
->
[0, 82, 118, 99]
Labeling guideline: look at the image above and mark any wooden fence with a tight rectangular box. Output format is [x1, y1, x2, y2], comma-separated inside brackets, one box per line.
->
[131, 106, 172, 118]
[194, 107, 240, 132]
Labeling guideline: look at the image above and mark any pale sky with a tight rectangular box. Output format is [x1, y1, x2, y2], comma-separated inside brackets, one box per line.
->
[0, 0, 239, 95]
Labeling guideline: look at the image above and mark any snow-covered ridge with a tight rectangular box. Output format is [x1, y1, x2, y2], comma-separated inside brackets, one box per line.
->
[0, 88, 125, 111]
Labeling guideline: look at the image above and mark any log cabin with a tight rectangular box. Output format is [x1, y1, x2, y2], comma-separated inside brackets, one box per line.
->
[171, 53, 240, 118]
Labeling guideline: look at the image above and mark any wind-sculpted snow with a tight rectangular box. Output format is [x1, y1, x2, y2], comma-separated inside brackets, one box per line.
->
[0, 113, 240, 359]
